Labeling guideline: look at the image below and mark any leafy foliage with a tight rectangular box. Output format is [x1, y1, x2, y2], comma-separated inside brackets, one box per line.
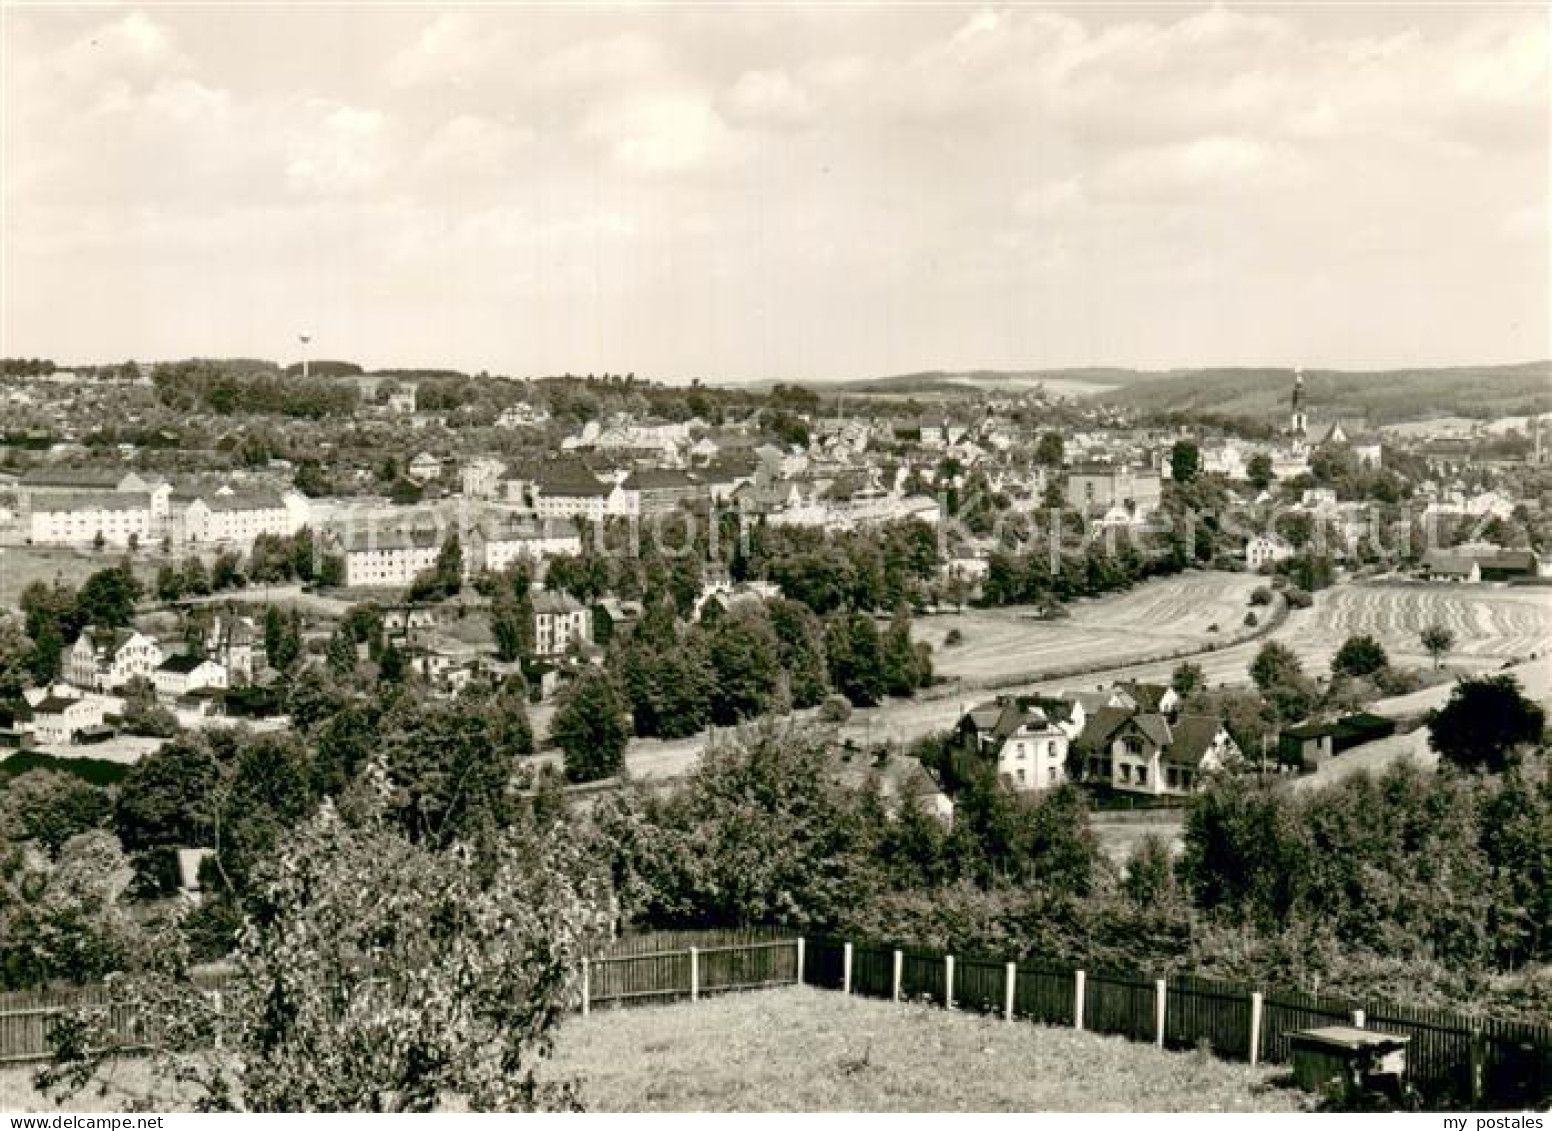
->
[1428, 675, 1546, 773]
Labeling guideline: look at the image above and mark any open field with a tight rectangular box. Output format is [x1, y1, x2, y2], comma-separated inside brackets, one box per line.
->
[0, 545, 161, 611]
[917, 571, 1263, 685]
[543, 987, 1305, 1112]
[1275, 582, 1551, 675]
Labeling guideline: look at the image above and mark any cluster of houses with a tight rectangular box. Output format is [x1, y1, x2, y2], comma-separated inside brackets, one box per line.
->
[2, 615, 259, 749]
[955, 680, 1239, 799]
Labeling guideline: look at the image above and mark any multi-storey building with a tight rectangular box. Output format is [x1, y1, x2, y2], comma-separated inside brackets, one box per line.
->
[341, 528, 444, 588]
[66, 628, 165, 692]
[1064, 464, 1163, 516]
[532, 591, 592, 657]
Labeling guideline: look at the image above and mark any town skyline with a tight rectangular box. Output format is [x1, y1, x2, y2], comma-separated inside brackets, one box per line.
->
[3, 3, 1548, 380]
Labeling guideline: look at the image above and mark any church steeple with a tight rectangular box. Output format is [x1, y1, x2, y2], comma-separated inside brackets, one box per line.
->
[1290, 368, 1308, 451]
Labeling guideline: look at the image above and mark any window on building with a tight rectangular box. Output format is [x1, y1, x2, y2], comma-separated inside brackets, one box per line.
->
[1136, 766, 1147, 785]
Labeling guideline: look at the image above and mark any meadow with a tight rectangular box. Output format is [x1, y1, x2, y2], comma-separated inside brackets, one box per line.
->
[1276, 582, 1552, 674]
[542, 987, 1307, 1112]
[917, 571, 1263, 686]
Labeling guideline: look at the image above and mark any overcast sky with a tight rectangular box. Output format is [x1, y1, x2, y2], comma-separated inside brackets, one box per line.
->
[2, 3, 1547, 382]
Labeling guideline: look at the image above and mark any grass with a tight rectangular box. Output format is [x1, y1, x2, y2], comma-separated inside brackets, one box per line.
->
[541, 987, 1308, 1112]
[916, 571, 1263, 685]
[1, 987, 1310, 1112]
[1279, 582, 1552, 674]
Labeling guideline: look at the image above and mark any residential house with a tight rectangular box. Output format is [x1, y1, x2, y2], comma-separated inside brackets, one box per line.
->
[1065, 464, 1163, 516]
[154, 653, 228, 700]
[1246, 534, 1295, 571]
[206, 615, 258, 683]
[1074, 709, 1238, 797]
[408, 453, 443, 482]
[533, 590, 592, 657]
[66, 628, 164, 692]
[956, 696, 1076, 792]
[28, 692, 108, 745]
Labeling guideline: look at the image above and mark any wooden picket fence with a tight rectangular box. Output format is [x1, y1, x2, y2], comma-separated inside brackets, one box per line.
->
[3, 931, 1549, 1110]
[797, 936, 1552, 1110]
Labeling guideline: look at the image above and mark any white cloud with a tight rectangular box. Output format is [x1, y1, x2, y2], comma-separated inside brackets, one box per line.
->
[284, 102, 393, 196]
[419, 115, 534, 179]
[723, 69, 814, 129]
[389, 12, 507, 88]
[582, 91, 743, 174]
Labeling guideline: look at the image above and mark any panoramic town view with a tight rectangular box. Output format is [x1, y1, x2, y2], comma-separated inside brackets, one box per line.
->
[1, 1, 1549, 1119]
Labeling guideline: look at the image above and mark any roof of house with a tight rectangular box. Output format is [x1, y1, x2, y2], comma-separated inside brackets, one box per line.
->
[158, 653, 213, 674]
[343, 527, 443, 553]
[622, 468, 698, 491]
[29, 491, 151, 513]
[533, 590, 584, 615]
[1117, 681, 1172, 713]
[535, 465, 612, 497]
[1074, 705, 1134, 752]
[1162, 715, 1227, 768]
[19, 468, 129, 489]
[33, 694, 89, 714]
[1284, 712, 1395, 742]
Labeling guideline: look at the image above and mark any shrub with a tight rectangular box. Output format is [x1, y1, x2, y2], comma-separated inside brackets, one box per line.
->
[1284, 587, 1313, 609]
[820, 695, 852, 725]
[1249, 586, 1273, 607]
[1243, 612, 1258, 627]
[944, 628, 964, 647]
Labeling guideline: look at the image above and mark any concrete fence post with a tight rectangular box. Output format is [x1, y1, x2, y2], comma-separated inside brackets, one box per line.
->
[1074, 970, 1087, 1031]
[212, 991, 224, 1051]
[892, 949, 903, 1003]
[1249, 992, 1264, 1066]
[1155, 979, 1167, 1048]
[689, 947, 699, 1002]
[1004, 962, 1017, 1022]
[842, 943, 853, 995]
[945, 955, 955, 1010]
[581, 960, 591, 1017]
[796, 938, 805, 986]
[1351, 1009, 1365, 1029]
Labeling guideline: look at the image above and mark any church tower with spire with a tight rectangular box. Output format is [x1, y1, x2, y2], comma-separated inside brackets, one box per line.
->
[1290, 368, 1308, 452]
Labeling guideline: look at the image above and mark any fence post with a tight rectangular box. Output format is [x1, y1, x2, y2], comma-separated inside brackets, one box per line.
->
[1074, 970, 1086, 1031]
[1249, 992, 1263, 1066]
[1154, 979, 1167, 1048]
[581, 960, 590, 1017]
[796, 938, 805, 986]
[892, 949, 903, 1003]
[1468, 1026, 1485, 1107]
[945, 955, 955, 1010]
[1004, 962, 1016, 1023]
[690, 947, 699, 1002]
[212, 991, 224, 1051]
[1351, 1009, 1365, 1029]
[842, 943, 853, 995]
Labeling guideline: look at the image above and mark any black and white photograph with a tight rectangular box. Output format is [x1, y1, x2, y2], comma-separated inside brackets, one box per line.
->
[0, 0, 1549, 1117]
